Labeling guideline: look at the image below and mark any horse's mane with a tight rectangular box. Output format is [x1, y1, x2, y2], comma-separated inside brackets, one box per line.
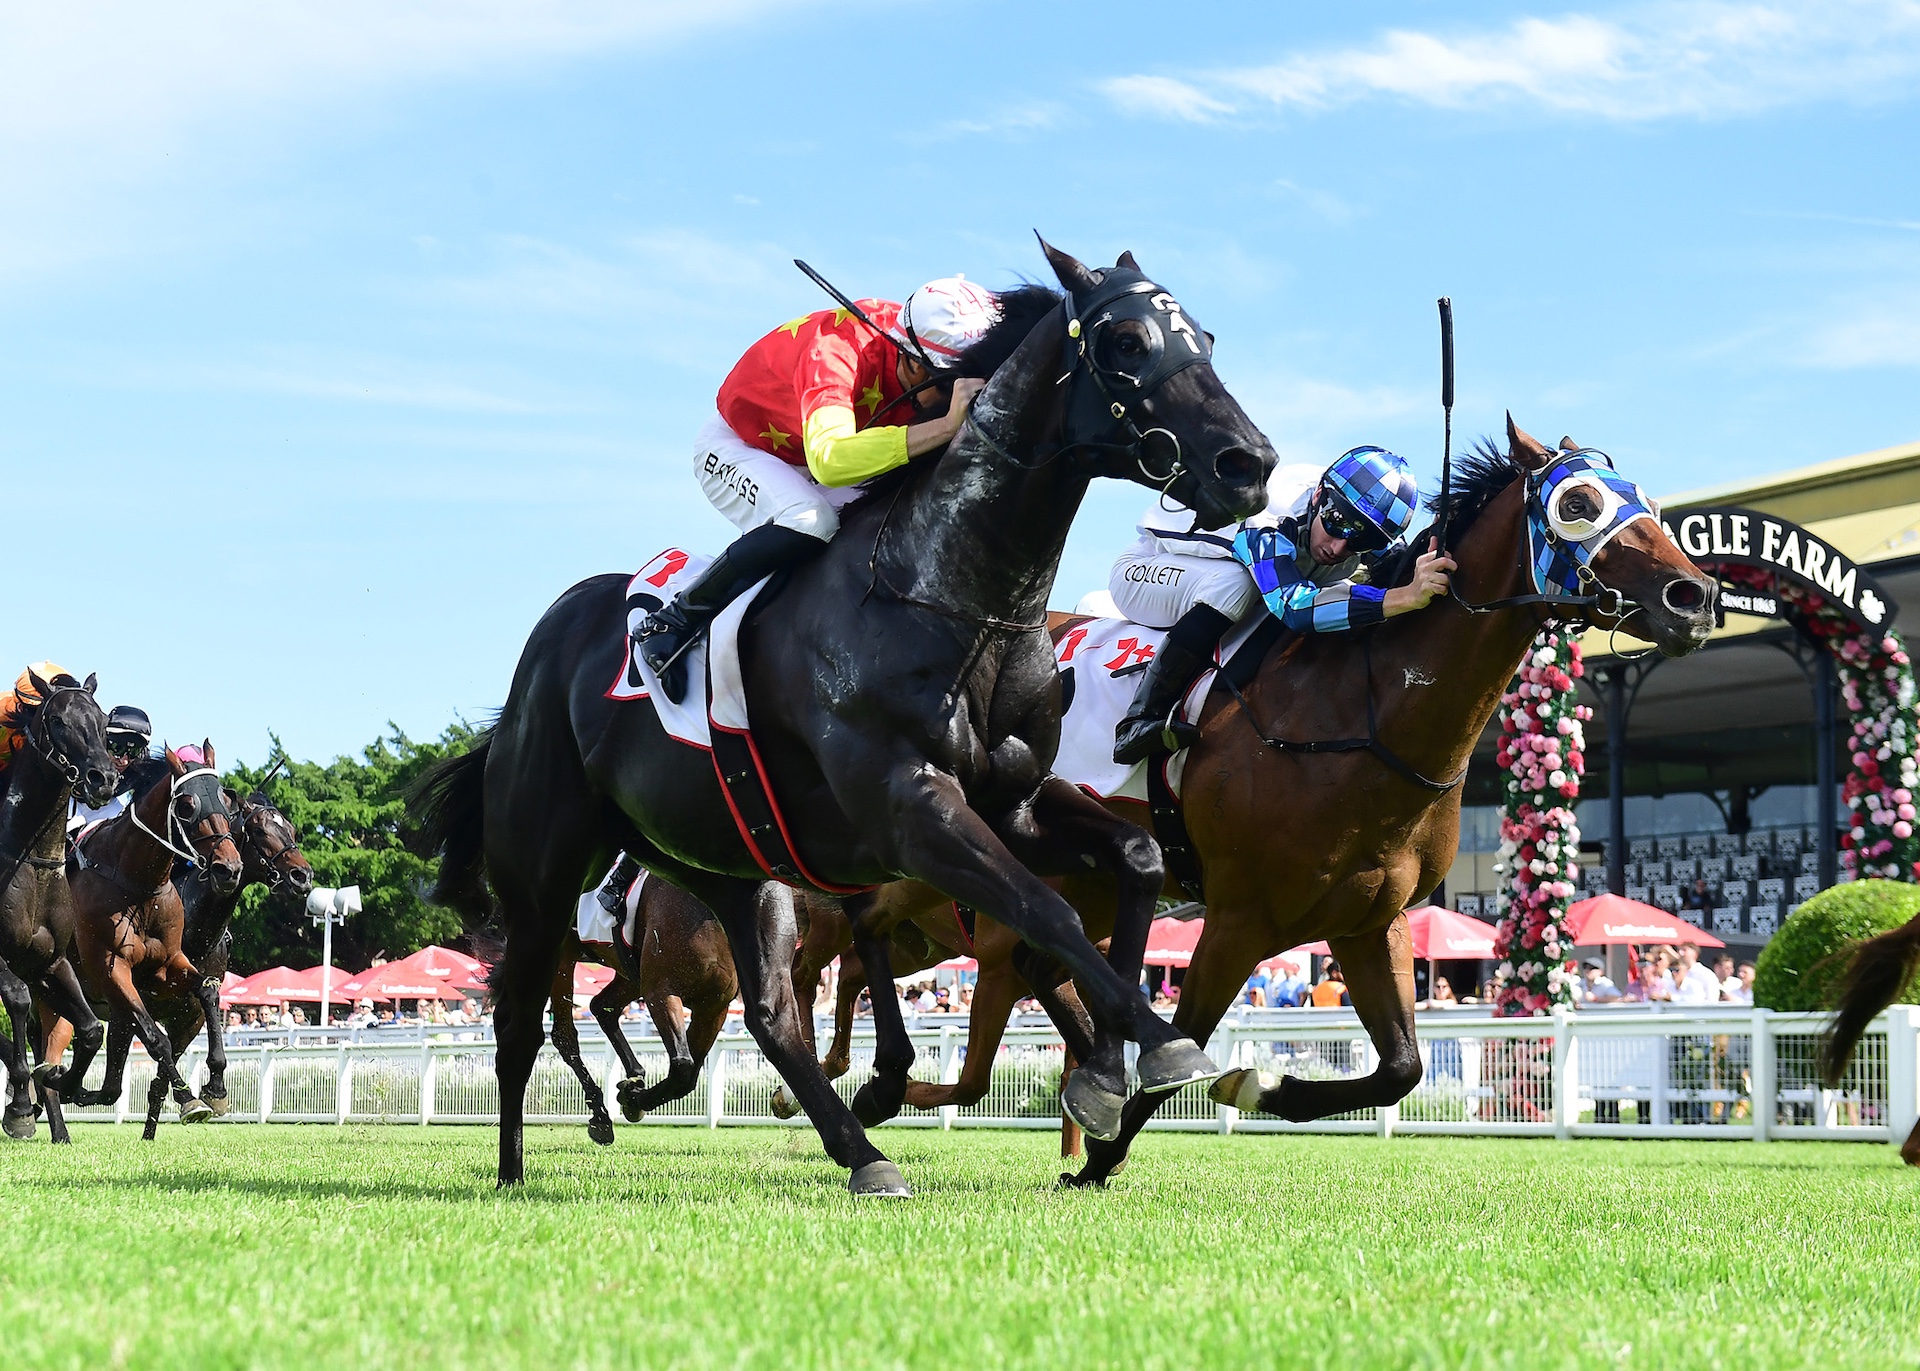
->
[123, 754, 172, 795]
[1369, 439, 1522, 588]
[837, 284, 1065, 517]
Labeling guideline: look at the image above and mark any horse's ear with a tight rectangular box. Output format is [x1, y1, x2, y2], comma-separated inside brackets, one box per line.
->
[1507, 412, 1553, 470]
[1037, 235, 1097, 296]
[83, 673, 98, 695]
[202, 738, 216, 769]
[26, 668, 51, 699]
[165, 747, 185, 775]
[1559, 435, 1581, 452]
[1115, 250, 1141, 272]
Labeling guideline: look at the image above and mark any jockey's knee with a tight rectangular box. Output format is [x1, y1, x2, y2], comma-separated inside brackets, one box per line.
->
[770, 502, 838, 542]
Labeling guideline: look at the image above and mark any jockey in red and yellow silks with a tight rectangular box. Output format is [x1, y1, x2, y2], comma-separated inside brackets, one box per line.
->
[636, 276, 1000, 703]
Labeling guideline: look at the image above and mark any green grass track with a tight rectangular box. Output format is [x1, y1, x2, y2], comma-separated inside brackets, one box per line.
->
[3, 1125, 1914, 1369]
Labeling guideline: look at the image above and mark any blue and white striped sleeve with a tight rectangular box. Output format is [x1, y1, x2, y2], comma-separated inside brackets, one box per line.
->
[1232, 528, 1386, 633]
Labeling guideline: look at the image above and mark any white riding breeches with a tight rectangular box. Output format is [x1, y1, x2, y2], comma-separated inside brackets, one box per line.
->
[1108, 534, 1260, 628]
[692, 411, 865, 541]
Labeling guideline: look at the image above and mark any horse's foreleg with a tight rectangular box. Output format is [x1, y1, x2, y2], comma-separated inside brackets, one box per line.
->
[825, 953, 864, 1079]
[549, 975, 616, 1147]
[0, 967, 38, 1137]
[27, 1010, 69, 1143]
[1008, 941, 1098, 1064]
[191, 976, 228, 1113]
[789, 899, 851, 1063]
[1231, 918, 1421, 1124]
[632, 993, 696, 1114]
[74, 1013, 134, 1110]
[901, 950, 1021, 1110]
[589, 977, 647, 1121]
[30, 958, 103, 1100]
[104, 957, 208, 1126]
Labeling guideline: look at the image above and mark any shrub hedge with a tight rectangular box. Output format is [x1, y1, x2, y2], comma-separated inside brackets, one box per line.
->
[1753, 879, 1920, 1011]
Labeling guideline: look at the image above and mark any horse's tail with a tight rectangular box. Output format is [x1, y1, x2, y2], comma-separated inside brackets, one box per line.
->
[409, 730, 495, 930]
[1820, 910, 1920, 1086]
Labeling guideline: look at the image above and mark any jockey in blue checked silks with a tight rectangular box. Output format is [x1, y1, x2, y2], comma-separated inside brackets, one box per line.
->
[1108, 445, 1457, 763]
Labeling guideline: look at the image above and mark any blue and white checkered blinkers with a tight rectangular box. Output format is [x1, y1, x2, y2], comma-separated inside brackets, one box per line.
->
[1526, 451, 1659, 597]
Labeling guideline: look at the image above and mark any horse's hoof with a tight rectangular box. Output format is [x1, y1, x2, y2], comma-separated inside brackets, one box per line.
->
[848, 1160, 911, 1198]
[615, 1076, 647, 1123]
[1208, 1068, 1276, 1112]
[30, 1062, 63, 1089]
[3, 1110, 36, 1140]
[200, 1092, 232, 1117]
[587, 1114, 616, 1147]
[1061, 1073, 1125, 1142]
[178, 1098, 214, 1124]
[1056, 1169, 1108, 1191]
[1137, 1040, 1221, 1094]
[769, 1085, 803, 1120]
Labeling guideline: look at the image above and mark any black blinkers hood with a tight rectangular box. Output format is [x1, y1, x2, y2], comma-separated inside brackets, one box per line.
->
[1062, 267, 1214, 397]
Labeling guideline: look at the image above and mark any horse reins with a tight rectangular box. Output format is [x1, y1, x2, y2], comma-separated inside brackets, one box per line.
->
[74, 766, 236, 899]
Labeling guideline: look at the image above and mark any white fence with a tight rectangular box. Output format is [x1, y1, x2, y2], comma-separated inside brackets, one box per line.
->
[50, 1005, 1920, 1148]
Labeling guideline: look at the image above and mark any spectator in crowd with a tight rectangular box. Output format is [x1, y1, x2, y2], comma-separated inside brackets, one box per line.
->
[1683, 878, 1712, 912]
[1580, 958, 1621, 1003]
[1310, 961, 1350, 1008]
[1241, 967, 1270, 1008]
[349, 999, 377, 1028]
[1712, 953, 1738, 999]
[1421, 976, 1458, 1010]
[1670, 942, 1719, 1004]
[225, 1010, 242, 1029]
[1723, 961, 1756, 1005]
[958, 985, 974, 1012]
[854, 986, 873, 1017]
[1270, 963, 1309, 1008]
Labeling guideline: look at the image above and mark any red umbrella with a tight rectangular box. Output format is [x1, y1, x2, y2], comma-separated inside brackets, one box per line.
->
[225, 966, 305, 1005]
[1567, 893, 1725, 948]
[1408, 905, 1499, 960]
[215, 971, 247, 1007]
[376, 944, 489, 991]
[354, 961, 473, 1000]
[573, 962, 616, 997]
[935, 955, 978, 972]
[1143, 916, 1204, 967]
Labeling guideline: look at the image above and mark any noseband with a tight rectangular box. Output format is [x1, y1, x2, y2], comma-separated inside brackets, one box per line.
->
[75, 766, 238, 898]
[1451, 449, 1654, 630]
[238, 803, 305, 890]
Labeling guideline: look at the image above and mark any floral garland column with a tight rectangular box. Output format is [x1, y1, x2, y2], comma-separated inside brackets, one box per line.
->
[1835, 629, 1920, 880]
[1490, 629, 1592, 1017]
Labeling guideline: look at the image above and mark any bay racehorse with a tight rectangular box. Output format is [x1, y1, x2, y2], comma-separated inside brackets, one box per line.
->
[51, 788, 312, 1133]
[66, 748, 243, 1126]
[1057, 421, 1715, 1184]
[0, 671, 118, 1140]
[415, 242, 1276, 1191]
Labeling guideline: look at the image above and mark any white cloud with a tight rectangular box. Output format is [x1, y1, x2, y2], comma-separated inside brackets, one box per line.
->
[1102, 1, 1920, 123]
[1096, 75, 1232, 123]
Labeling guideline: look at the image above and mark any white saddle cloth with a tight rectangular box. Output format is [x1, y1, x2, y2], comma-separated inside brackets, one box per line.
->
[1051, 614, 1265, 801]
[606, 547, 769, 747]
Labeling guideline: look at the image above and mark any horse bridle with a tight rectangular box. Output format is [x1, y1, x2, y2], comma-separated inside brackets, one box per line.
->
[76, 766, 238, 897]
[236, 799, 304, 890]
[1449, 449, 1654, 631]
[18, 683, 94, 787]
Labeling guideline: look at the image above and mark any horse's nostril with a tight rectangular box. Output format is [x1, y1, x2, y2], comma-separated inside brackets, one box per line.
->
[1663, 578, 1711, 614]
[1212, 447, 1260, 489]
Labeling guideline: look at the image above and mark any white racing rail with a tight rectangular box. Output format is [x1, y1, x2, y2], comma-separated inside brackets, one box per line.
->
[49, 1005, 1920, 1148]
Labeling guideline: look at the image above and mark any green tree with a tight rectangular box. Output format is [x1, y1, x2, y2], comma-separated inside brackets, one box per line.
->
[221, 722, 482, 972]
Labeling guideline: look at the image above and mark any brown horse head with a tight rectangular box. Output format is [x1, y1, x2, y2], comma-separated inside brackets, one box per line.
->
[224, 786, 313, 897]
[166, 741, 244, 895]
[1506, 416, 1715, 657]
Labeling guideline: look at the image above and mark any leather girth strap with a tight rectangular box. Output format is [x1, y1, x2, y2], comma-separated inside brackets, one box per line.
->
[707, 725, 874, 896]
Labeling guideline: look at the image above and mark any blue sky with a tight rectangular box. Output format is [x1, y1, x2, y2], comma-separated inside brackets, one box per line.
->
[5, 0, 1917, 764]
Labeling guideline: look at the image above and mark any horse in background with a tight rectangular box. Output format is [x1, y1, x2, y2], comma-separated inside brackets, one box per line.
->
[48, 787, 312, 1135]
[66, 746, 242, 1127]
[0, 671, 118, 1141]
[1821, 913, 1920, 1165]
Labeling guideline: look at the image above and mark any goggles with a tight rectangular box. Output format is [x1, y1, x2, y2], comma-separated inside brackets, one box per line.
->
[106, 734, 148, 759]
[1316, 488, 1388, 553]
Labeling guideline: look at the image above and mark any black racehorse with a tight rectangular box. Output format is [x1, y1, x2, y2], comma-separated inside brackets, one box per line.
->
[416, 243, 1276, 1192]
[55, 788, 313, 1134]
[0, 671, 118, 1140]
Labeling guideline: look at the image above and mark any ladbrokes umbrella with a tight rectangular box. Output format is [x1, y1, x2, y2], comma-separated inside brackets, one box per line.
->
[1567, 893, 1725, 948]
[1143, 916, 1204, 967]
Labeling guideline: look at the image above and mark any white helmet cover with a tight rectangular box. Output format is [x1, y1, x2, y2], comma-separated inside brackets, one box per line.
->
[890, 275, 998, 369]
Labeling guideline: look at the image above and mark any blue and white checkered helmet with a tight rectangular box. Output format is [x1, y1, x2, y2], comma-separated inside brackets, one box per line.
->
[1321, 446, 1418, 546]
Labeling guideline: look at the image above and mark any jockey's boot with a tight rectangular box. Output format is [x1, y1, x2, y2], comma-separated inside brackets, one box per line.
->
[1112, 605, 1233, 765]
[636, 524, 825, 704]
[596, 852, 642, 917]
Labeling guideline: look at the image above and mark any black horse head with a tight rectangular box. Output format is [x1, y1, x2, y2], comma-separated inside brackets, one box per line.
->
[224, 788, 313, 897]
[1039, 241, 1275, 528]
[15, 670, 116, 808]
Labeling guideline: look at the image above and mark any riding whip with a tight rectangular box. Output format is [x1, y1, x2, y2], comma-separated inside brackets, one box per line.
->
[1435, 296, 1455, 554]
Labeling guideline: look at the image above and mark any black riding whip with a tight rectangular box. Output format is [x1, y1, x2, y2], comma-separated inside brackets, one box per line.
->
[1435, 296, 1455, 554]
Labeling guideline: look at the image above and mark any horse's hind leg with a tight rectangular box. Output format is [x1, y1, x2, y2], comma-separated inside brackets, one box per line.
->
[191, 977, 227, 1114]
[33, 958, 103, 1098]
[846, 915, 915, 1127]
[28, 1011, 69, 1144]
[631, 993, 696, 1113]
[901, 945, 1022, 1110]
[104, 958, 209, 1126]
[549, 973, 616, 1147]
[683, 874, 901, 1195]
[588, 977, 649, 1123]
